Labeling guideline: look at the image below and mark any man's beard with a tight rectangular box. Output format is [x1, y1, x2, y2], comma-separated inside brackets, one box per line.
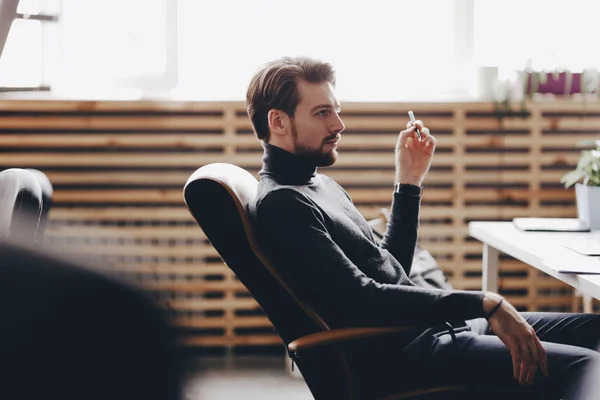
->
[290, 121, 338, 167]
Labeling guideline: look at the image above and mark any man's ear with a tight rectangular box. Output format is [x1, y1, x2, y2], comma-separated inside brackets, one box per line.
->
[267, 109, 288, 138]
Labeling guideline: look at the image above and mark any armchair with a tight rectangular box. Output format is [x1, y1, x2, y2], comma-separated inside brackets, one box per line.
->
[183, 163, 469, 399]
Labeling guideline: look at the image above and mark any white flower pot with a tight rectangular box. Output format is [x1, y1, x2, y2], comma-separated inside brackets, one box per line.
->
[576, 183, 600, 229]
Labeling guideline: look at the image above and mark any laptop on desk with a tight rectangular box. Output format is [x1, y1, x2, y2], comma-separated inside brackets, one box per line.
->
[513, 218, 590, 232]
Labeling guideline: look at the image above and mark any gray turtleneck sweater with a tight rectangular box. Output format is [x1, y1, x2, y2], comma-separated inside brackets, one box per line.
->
[248, 142, 486, 329]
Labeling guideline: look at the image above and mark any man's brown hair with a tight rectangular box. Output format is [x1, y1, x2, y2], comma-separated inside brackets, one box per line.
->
[245, 56, 336, 141]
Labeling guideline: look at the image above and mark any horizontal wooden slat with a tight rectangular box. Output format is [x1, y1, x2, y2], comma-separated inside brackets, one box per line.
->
[44, 242, 217, 258]
[108, 264, 229, 275]
[47, 225, 205, 238]
[49, 207, 194, 221]
[0, 134, 243, 148]
[43, 171, 198, 185]
[53, 190, 186, 203]
[0, 116, 228, 130]
[174, 316, 271, 329]
[179, 335, 282, 347]
[146, 281, 249, 292]
[0, 100, 241, 111]
[163, 298, 259, 311]
[108, 264, 229, 274]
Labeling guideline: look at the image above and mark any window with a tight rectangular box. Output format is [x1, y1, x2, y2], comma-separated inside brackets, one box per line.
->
[172, 0, 470, 101]
[0, 0, 60, 90]
[473, 0, 600, 72]
[17, 0, 595, 100]
[53, 0, 177, 96]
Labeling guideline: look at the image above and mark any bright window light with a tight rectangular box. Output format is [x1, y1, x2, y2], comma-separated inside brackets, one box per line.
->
[173, 0, 462, 101]
[17, 0, 61, 15]
[474, 0, 600, 71]
[0, 19, 43, 87]
[55, 0, 176, 95]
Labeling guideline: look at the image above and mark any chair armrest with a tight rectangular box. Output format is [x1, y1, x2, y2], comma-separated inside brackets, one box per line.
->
[288, 326, 413, 353]
[289, 327, 471, 400]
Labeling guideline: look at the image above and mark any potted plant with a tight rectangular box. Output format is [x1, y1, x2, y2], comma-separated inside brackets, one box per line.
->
[560, 139, 600, 229]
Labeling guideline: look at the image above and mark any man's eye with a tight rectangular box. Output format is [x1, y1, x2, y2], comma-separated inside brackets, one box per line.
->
[317, 110, 329, 117]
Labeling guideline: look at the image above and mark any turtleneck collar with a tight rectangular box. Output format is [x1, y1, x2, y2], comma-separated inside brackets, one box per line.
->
[259, 142, 318, 185]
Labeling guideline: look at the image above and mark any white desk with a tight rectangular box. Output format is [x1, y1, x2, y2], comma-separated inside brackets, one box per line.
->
[468, 221, 600, 312]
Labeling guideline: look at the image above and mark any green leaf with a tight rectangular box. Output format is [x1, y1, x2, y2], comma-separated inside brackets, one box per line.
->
[560, 139, 600, 187]
[590, 165, 600, 186]
[576, 150, 595, 169]
[561, 169, 587, 188]
[589, 175, 600, 186]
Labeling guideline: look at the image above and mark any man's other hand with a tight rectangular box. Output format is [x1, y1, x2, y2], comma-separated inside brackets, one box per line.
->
[484, 292, 549, 385]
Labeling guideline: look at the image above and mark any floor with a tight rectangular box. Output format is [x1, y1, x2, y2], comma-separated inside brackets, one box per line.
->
[183, 355, 313, 400]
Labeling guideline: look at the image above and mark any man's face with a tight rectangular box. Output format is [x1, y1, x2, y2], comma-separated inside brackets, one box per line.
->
[288, 80, 345, 166]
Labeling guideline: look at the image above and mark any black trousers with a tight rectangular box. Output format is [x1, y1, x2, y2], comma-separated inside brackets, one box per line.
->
[416, 312, 600, 399]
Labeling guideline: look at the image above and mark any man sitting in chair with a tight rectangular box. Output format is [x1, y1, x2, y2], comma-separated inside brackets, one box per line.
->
[246, 56, 600, 399]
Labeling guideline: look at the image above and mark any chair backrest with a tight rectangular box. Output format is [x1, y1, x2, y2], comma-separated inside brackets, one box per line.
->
[183, 163, 329, 347]
[184, 163, 412, 399]
[0, 169, 43, 242]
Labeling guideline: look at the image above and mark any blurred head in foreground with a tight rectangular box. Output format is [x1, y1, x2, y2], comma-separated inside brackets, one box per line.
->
[0, 240, 183, 400]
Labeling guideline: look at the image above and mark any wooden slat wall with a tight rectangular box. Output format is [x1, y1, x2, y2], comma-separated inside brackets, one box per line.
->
[0, 99, 597, 349]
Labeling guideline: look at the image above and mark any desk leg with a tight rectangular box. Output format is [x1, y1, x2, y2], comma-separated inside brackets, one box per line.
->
[482, 244, 500, 293]
[583, 294, 593, 314]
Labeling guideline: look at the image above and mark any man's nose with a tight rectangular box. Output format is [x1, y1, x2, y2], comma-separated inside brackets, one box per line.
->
[331, 113, 345, 133]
